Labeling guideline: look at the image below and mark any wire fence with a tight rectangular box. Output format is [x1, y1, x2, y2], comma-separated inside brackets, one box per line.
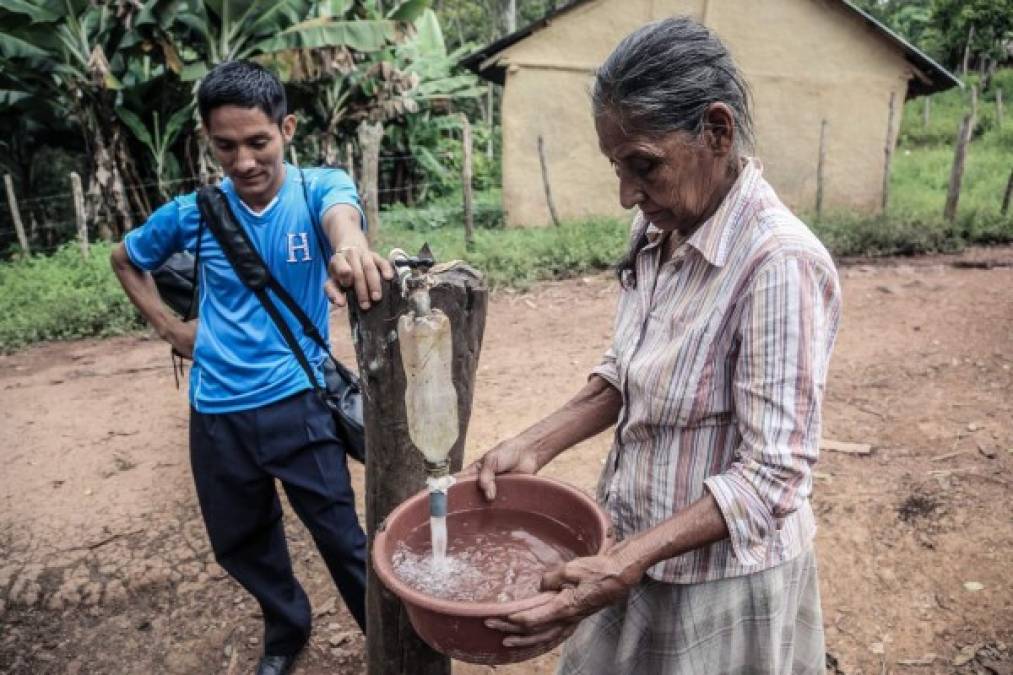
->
[0, 151, 501, 258]
[0, 153, 460, 207]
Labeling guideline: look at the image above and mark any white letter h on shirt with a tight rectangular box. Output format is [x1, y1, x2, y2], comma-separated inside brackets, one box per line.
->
[287, 232, 312, 263]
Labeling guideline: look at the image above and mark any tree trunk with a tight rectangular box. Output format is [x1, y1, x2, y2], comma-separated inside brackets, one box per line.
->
[347, 264, 488, 675]
[486, 82, 495, 161]
[113, 124, 151, 222]
[961, 25, 974, 77]
[357, 121, 384, 242]
[85, 117, 133, 240]
[322, 133, 339, 167]
[503, 0, 517, 34]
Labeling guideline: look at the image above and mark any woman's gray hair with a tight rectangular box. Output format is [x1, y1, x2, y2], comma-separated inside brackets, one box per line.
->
[597, 17, 754, 287]
[592, 16, 754, 155]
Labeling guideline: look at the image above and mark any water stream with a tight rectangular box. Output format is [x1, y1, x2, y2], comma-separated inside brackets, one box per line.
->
[430, 514, 448, 567]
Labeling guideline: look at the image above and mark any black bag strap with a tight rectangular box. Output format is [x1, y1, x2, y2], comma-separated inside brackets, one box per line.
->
[194, 185, 349, 394]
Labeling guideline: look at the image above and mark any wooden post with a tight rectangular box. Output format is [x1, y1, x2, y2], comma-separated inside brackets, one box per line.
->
[358, 121, 383, 243]
[923, 97, 931, 128]
[4, 174, 29, 255]
[961, 25, 974, 77]
[944, 87, 977, 223]
[997, 89, 1004, 129]
[882, 92, 896, 213]
[345, 142, 356, 185]
[486, 82, 495, 161]
[348, 264, 488, 675]
[816, 119, 828, 220]
[461, 115, 475, 249]
[537, 135, 561, 227]
[289, 144, 299, 166]
[71, 172, 89, 258]
[1001, 168, 1013, 217]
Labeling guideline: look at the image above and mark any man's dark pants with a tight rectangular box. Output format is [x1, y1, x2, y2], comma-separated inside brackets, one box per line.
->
[189, 389, 366, 656]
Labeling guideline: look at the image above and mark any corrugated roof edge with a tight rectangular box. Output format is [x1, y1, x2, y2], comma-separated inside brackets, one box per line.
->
[459, 0, 962, 97]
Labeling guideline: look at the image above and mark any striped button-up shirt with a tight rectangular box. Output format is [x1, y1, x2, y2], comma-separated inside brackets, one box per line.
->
[592, 159, 841, 584]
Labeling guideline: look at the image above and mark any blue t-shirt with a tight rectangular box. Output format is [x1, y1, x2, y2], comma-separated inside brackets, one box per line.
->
[124, 164, 363, 414]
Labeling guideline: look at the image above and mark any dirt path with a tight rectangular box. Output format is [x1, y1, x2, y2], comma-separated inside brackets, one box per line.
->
[2, 248, 1011, 674]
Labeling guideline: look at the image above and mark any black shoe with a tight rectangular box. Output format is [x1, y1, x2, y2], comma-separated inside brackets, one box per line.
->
[255, 653, 298, 675]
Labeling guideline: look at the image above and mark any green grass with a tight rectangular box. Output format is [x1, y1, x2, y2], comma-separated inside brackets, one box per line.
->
[375, 214, 628, 289]
[0, 242, 142, 353]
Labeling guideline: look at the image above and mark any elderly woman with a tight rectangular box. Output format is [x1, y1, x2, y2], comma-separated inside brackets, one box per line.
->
[467, 16, 840, 675]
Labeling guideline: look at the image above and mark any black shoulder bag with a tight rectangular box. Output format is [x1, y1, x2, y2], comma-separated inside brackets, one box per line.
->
[193, 182, 366, 463]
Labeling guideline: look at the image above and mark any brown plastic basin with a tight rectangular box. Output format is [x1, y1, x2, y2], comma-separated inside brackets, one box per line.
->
[371, 474, 611, 665]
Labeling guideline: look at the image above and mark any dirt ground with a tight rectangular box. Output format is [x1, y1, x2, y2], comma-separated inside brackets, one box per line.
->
[1, 247, 1011, 675]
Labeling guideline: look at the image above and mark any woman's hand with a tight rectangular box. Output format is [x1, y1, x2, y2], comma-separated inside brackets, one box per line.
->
[486, 546, 647, 648]
[460, 437, 542, 501]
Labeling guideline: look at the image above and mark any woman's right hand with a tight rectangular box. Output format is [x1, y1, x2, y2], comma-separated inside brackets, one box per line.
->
[461, 438, 542, 501]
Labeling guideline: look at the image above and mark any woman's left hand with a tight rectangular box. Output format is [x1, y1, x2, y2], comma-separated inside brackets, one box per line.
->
[485, 550, 646, 648]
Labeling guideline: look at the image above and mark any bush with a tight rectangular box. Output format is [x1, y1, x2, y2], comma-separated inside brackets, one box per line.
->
[809, 208, 1013, 258]
[0, 242, 141, 353]
[381, 189, 504, 232]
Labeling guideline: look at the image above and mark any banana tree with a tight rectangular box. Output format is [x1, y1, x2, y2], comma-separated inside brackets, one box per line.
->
[0, 0, 178, 237]
[383, 8, 486, 203]
[154, 0, 416, 178]
[117, 104, 195, 200]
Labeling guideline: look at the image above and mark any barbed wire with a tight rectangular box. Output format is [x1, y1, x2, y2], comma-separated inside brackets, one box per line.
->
[3, 159, 465, 206]
[1, 201, 506, 245]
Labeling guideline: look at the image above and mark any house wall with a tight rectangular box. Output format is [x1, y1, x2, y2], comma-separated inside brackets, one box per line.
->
[495, 0, 912, 227]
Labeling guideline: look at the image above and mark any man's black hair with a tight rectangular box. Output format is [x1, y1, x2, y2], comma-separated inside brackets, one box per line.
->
[197, 60, 287, 126]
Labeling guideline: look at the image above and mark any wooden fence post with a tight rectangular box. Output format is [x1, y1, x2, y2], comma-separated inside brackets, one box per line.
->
[358, 121, 384, 243]
[997, 89, 1004, 129]
[537, 135, 561, 227]
[1001, 168, 1013, 217]
[345, 142, 356, 185]
[961, 25, 974, 77]
[882, 92, 896, 213]
[944, 86, 977, 223]
[71, 172, 89, 258]
[289, 145, 299, 166]
[3, 174, 29, 255]
[348, 264, 488, 675]
[486, 82, 495, 161]
[461, 115, 475, 248]
[816, 119, 828, 220]
[923, 97, 931, 128]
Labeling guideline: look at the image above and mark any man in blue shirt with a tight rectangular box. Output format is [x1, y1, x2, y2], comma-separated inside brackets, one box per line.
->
[110, 61, 392, 675]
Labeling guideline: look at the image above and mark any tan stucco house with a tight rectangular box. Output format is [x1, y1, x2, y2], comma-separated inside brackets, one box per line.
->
[462, 0, 960, 227]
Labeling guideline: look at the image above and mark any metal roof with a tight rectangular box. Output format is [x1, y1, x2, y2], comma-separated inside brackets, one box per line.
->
[460, 0, 961, 97]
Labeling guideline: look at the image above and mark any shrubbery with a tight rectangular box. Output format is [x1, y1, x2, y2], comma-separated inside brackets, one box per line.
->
[0, 243, 141, 352]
